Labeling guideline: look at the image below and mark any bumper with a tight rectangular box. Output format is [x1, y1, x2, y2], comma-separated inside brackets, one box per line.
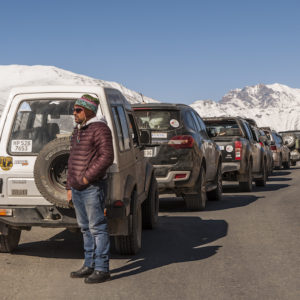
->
[156, 170, 191, 186]
[222, 162, 240, 174]
[0, 206, 78, 228]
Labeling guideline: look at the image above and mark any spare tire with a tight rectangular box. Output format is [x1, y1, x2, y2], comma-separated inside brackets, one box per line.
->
[282, 134, 295, 148]
[34, 137, 71, 208]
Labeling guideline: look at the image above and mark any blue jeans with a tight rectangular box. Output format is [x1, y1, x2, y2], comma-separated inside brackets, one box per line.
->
[72, 180, 110, 272]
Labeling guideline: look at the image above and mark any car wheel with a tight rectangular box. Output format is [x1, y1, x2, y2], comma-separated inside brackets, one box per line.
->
[239, 161, 253, 192]
[275, 155, 282, 170]
[114, 191, 142, 255]
[283, 156, 291, 169]
[291, 161, 296, 166]
[255, 161, 267, 187]
[207, 162, 222, 201]
[34, 137, 71, 208]
[184, 165, 207, 211]
[142, 176, 159, 229]
[0, 225, 21, 253]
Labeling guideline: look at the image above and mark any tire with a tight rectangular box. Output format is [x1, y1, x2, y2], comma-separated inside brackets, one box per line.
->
[34, 137, 71, 208]
[207, 162, 222, 201]
[255, 161, 267, 187]
[0, 226, 21, 253]
[291, 161, 296, 166]
[142, 176, 159, 229]
[283, 156, 291, 169]
[275, 155, 282, 170]
[239, 162, 253, 192]
[184, 165, 207, 211]
[282, 134, 295, 148]
[114, 191, 142, 255]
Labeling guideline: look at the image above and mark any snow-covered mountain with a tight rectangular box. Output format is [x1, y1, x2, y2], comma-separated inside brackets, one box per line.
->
[0, 65, 299, 132]
[0, 65, 157, 113]
[191, 83, 300, 131]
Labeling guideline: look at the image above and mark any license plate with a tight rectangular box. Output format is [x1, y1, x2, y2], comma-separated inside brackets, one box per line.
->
[152, 132, 167, 139]
[144, 149, 153, 157]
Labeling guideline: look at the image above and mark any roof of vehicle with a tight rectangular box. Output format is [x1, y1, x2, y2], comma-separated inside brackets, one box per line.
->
[203, 116, 245, 122]
[244, 118, 258, 126]
[9, 85, 106, 96]
[278, 130, 300, 134]
[132, 102, 190, 110]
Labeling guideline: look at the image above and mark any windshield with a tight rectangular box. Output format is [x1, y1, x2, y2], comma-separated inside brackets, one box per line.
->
[8, 99, 76, 154]
[134, 109, 180, 131]
[204, 121, 242, 137]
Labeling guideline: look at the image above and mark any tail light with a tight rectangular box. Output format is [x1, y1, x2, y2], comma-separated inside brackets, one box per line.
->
[168, 135, 194, 149]
[270, 145, 277, 151]
[235, 141, 242, 160]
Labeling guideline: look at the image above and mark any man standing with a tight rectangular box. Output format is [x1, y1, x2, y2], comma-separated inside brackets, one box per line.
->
[66, 94, 114, 284]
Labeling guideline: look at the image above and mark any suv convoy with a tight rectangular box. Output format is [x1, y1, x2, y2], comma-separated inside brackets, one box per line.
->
[278, 130, 300, 166]
[203, 117, 267, 192]
[0, 86, 159, 255]
[261, 128, 290, 169]
[132, 103, 222, 211]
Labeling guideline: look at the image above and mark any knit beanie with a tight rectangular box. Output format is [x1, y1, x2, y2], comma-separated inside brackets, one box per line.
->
[75, 94, 100, 114]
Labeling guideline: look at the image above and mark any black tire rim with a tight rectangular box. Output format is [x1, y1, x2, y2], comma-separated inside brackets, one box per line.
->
[49, 154, 69, 190]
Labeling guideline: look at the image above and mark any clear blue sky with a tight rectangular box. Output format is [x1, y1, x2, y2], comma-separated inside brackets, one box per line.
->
[0, 0, 299, 103]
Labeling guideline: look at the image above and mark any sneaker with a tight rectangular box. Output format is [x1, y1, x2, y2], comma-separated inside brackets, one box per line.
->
[84, 271, 111, 284]
[70, 266, 94, 278]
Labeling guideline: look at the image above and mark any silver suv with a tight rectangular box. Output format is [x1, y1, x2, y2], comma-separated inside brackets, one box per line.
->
[0, 86, 158, 255]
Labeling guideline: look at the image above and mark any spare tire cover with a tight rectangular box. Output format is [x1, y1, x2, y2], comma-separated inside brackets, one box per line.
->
[282, 134, 295, 148]
[34, 137, 71, 208]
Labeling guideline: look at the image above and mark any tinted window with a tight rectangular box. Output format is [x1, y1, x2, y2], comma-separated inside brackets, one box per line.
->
[190, 111, 201, 132]
[112, 106, 131, 151]
[134, 109, 180, 130]
[204, 120, 243, 137]
[128, 113, 139, 147]
[184, 111, 197, 131]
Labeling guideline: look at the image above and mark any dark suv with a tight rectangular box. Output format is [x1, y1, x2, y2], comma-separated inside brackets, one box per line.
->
[132, 103, 222, 211]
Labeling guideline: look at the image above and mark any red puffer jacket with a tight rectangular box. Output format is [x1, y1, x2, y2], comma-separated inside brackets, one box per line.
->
[66, 119, 114, 191]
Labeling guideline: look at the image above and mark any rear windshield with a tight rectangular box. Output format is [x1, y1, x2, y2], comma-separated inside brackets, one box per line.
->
[8, 99, 76, 155]
[134, 109, 180, 131]
[204, 120, 243, 137]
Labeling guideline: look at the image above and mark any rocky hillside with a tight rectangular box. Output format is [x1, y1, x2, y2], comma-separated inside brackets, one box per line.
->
[191, 83, 300, 131]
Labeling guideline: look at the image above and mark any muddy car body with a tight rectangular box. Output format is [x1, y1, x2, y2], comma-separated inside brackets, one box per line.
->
[278, 130, 300, 166]
[132, 103, 222, 211]
[203, 117, 267, 192]
[0, 86, 158, 254]
[262, 128, 290, 169]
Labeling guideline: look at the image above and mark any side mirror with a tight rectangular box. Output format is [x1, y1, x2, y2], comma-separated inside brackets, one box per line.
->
[140, 129, 151, 145]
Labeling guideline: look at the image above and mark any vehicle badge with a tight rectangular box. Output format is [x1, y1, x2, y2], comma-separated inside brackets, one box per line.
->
[0, 156, 13, 171]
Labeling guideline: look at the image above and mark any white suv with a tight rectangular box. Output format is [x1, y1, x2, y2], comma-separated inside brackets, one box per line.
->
[0, 86, 158, 254]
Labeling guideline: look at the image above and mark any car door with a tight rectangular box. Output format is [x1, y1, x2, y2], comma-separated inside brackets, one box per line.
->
[244, 122, 261, 173]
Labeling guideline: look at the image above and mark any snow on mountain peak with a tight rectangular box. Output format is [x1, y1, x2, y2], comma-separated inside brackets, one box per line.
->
[191, 83, 300, 131]
[0, 65, 157, 110]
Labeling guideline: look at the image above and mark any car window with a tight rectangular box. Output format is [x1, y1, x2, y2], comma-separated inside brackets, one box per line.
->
[112, 106, 131, 151]
[134, 109, 180, 131]
[184, 111, 198, 131]
[204, 120, 243, 137]
[8, 99, 75, 155]
[127, 113, 139, 147]
[190, 111, 201, 132]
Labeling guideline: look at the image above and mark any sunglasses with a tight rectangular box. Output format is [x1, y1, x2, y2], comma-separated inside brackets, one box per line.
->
[73, 108, 83, 114]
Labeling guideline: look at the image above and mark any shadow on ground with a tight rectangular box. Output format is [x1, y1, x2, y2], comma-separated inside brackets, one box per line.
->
[13, 230, 83, 259]
[159, 194, 262, 212]
[110, 216, 228, 279]
[12, 216, 228, 280]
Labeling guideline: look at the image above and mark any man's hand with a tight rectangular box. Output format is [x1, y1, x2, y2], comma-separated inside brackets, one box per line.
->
[67, 190, 72, 202]
[83, 177, 89, 185]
